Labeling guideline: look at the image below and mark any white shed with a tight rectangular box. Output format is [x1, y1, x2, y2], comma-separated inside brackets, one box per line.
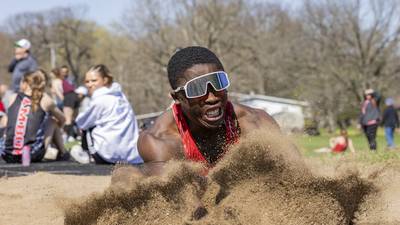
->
[229, 92, 310, 132]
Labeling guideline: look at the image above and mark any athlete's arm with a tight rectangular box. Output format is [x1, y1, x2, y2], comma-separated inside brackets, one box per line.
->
[137, 131, 179, 176]
[75, 99, 104, 130]
[136, 111, 183, 176]
[0, 113, 7, 128]
[7, 94, 17, 107]
[52, 79, 64, 101]
[41, 93, 65, 126]
[348, 139, 356, 153]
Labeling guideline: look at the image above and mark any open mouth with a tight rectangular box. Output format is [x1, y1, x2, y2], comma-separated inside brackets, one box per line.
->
[204, 107, 224, 122]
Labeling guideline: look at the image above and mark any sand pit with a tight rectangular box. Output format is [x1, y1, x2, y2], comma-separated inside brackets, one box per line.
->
[0, 173, 110, 225]
[63, 131, 400, 225]
[2, 131, 400, 224]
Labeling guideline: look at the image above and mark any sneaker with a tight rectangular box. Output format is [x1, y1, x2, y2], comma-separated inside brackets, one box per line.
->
[44, 147, 58, 160]
[70, 145, 90, 164]
[56, 151, 71, 161]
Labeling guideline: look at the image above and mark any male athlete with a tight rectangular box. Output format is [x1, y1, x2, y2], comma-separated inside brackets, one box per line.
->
[137, 46, 280, 175]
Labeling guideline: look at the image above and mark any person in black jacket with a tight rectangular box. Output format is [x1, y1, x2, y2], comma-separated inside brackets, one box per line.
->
[381, 97, 399, 149]
[360, 89, 380, 151]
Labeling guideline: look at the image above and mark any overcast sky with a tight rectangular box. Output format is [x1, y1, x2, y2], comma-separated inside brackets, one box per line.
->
[0, 0, 132, 27]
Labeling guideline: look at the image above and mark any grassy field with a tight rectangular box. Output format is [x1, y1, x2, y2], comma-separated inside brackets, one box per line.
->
[295, 127, 400, 163]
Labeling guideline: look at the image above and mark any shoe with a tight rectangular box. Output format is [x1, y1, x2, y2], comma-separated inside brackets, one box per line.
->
[56, 151, 71, 161]
[70, 145, 90, 164]
[44, 147, 58, 160]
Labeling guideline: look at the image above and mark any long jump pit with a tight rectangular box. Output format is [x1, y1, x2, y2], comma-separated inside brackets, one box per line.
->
[2, 130, 400, 225]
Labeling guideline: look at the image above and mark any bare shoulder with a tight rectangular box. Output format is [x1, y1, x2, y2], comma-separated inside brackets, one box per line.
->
[138, 109, 184, 163]
[40, 93, 55, 111]
[8, 94, 18, 106]
[233, 103, 280, 135]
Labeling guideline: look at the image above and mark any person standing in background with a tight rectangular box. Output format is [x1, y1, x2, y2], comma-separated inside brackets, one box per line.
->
[360, 89, 380, 151]
[8, 39, 38, 92]
[60, 65, 76, 87]
[381, 97, 399, 150]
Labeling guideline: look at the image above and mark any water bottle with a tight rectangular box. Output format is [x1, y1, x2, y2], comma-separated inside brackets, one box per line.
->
[22, 146, 31, 167]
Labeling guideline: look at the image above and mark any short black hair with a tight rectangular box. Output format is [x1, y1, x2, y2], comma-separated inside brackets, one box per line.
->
[167, 46, 224, 89]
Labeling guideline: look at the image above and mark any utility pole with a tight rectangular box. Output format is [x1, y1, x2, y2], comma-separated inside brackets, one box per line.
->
[45, 43, 61, 68]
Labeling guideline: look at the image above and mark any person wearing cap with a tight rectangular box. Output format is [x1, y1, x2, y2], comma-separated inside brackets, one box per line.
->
[360, 88, 380, 151]
[8, 39, 38, 92]
[381, 97, 399, 149]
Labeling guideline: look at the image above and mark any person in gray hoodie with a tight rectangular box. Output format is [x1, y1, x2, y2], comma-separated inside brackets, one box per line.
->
[8, 39, 38, 92]
[360, 89, 380, 151]
[70, 64, 143, 164]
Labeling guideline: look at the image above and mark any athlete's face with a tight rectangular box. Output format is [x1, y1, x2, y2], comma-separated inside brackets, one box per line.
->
[171, 63, 228, 130]
[85, 71, 108, 96]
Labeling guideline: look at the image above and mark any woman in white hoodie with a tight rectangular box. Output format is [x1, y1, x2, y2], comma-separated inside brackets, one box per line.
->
[70, 64, 143, 164]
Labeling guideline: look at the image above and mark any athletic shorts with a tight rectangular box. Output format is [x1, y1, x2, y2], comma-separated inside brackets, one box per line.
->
[63, 92, 80, 109]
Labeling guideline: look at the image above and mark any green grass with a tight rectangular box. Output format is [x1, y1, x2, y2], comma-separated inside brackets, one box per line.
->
[295, 127, 400, 163]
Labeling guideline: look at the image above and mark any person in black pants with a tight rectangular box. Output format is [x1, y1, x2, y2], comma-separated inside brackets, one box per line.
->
[360, 89, 380, 151]
[381, 98, 399, 149]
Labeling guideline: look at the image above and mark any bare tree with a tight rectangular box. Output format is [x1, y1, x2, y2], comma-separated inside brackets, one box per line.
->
[119, 0, 299, 113]
[296, 0, 400, 131]
[0, 31, 13, 84]
[5, 6, 97, 82]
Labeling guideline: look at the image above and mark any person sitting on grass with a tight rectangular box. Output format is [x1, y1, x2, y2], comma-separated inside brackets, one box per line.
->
[0, 70, 69, 163]
[69, 64, 143, 165]
[314, 129, 356, 154]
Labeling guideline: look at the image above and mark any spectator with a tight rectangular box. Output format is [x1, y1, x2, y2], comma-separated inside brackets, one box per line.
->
[70, 86, 90, 142]
[0, 70, 69, 163]
[360, 89, 380, 151]
[0, 84, 13, 110]
[0, 87, 5, 136]
[8, 39, 38, 92]
[381, 97, 399, 149]
[70, 64, 142, 165]
[60, 65, 76, 86]
[50, 68, 64, 109]
[314, 129, 356, 154]
[59, 65, 80, 142]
